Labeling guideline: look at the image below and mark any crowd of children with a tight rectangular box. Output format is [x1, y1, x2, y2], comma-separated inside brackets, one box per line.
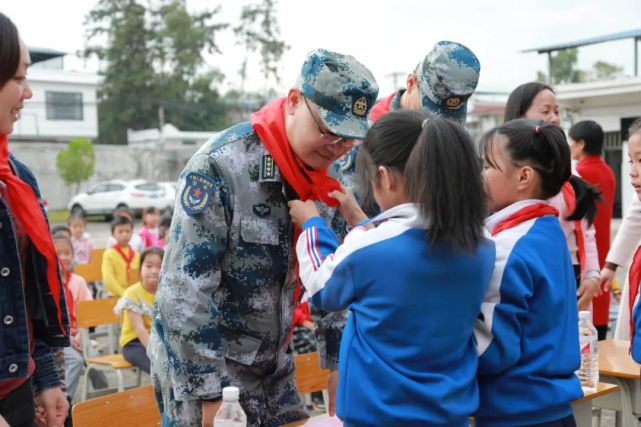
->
[48, 207, 168, 403]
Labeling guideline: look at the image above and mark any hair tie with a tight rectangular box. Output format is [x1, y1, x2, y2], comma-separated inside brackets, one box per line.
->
[534, 125, 541, 136]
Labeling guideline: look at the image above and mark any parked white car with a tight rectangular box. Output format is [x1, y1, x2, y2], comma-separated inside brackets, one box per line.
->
[158, 181, 177, 215]
[68, 179, 172, 218]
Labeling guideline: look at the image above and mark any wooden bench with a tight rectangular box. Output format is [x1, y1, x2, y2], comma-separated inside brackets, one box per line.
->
[72, 384, 160, 427]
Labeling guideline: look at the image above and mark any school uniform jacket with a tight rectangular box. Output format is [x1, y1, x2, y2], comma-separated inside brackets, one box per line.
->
[474, 200, 583, 427]
[297, 203, 496, 427]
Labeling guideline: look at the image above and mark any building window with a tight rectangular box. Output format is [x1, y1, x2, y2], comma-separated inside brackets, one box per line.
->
[45, 91, 83, 121]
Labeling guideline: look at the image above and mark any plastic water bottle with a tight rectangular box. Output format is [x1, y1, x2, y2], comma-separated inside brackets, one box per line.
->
[577, 310, 599, 391]
[213, 387, 247, 427]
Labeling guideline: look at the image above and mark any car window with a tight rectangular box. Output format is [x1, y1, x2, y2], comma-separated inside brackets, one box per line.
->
[107, 184, 125, 191]
[135, 183, 161, 191]
[89, 183, 109, 194]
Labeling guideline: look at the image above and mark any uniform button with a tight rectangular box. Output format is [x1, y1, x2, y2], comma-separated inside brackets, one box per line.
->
[8, 363, 18, 373]
[0, 267, 9, 277]
[3, 315, 13, 325]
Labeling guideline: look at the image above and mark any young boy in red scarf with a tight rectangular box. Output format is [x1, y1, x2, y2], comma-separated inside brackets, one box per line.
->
[149, 49, 378, 427]
[101, 216, 140, 297]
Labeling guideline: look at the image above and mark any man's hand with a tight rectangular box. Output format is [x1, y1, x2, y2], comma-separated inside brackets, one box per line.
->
[288, 200, 320, 228]
[327, 369, 339, 417]
[34, 387, 68, 427]
[202, 399, 223, 427]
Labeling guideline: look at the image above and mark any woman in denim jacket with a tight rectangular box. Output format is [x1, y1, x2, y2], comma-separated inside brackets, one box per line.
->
[0, 13, 70, 427]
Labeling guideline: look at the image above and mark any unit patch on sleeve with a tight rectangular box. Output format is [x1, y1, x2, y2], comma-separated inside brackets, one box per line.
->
[181, 172, 216, 216]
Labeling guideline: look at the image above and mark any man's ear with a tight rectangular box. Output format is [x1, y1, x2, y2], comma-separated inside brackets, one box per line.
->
[406, 73, 418, 93]
[285, 89, 301, 115]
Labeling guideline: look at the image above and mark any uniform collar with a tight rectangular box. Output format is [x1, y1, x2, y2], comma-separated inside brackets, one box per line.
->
[367, 203, 427, 229]
[486, 199, 547, 234]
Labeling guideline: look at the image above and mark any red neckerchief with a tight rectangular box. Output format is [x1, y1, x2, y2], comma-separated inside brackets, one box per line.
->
[251, 97, 343, 343]
[628, 245, 641, 348]
[112, 244, 135, 281]
[0, 135, 66, 334]
[491, 203, 559, 236]
[561, 181, 586, 269]
[368, 92, 396, 123]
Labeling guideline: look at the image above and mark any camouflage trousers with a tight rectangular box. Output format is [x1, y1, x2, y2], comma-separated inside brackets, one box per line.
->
[154, 348, 308, 427]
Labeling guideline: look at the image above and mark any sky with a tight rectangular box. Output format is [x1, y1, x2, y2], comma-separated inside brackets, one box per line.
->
[3, 0, 641, 96]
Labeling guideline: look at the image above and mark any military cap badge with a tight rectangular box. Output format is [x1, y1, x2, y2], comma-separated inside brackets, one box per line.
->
[352, 96, 368, 117]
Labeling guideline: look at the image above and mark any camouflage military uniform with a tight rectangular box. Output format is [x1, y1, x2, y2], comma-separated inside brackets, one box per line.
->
[149, 122, 347, 427]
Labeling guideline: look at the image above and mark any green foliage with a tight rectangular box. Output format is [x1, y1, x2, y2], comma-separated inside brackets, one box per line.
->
[593, 61, 623, 79]
[234, 0, 288, 92]
[56, 138, 95, 193]
[84, 0, 282, 143]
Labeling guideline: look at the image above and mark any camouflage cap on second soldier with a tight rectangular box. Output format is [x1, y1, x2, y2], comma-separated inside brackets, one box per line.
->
[298, 49, 379, 140]
[417, 41, 480, 124]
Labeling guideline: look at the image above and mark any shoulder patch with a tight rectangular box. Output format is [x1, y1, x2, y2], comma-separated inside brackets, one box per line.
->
[181, 172, 216, 216]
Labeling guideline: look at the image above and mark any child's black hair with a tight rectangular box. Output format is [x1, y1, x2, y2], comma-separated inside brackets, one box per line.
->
[139, 246, 164, 268]
[481, 119, 601, 224]
[360, 109, 487, 253]
[110, 215, 133, 234]
[160, 215, 172, 228]
[569, 120, 604, 155]
[67, 213, 87, 225]
[51, 224, 72, 238]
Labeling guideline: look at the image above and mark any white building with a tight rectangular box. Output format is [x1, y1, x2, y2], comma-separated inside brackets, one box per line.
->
[11, 48, 100, 142]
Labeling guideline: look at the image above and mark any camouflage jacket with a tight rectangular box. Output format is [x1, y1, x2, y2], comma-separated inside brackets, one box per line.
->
[149, 122, 347, 401]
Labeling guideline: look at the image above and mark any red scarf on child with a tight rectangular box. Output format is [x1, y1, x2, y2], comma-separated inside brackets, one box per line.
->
[112, 244, 135, 282]
[491, 203, 559, 236]
[251, 97, 342, 341]
[561, 181, 586, 270]
[628, 246, 641, 346]
[0, 134, 66, 333]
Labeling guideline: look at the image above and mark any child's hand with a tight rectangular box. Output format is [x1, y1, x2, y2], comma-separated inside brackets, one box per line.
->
[288, 200, 320, 227]
[70, 335, 82, 352]
[328, 188, 368, 227]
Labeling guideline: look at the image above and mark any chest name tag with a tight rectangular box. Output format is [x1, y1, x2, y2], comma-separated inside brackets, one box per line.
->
[181, 172, 215, 216]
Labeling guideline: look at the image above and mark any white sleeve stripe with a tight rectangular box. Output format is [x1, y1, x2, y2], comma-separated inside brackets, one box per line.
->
[304, 228, 320, 271]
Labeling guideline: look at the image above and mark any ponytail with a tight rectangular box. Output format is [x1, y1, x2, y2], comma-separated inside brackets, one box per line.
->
[405, 117, 486, 253]
[565, 176, 601, 225]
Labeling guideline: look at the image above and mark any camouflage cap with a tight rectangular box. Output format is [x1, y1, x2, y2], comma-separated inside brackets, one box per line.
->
[298, 49, 379, 140]
[417, 41, 480, 124]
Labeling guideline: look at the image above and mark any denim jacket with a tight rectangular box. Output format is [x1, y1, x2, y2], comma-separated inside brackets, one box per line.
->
[0, 154, 69, 394]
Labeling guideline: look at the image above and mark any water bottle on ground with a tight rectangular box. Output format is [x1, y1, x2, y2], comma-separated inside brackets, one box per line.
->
[213, 386, 247, 427]
[577, 310, 599, 392]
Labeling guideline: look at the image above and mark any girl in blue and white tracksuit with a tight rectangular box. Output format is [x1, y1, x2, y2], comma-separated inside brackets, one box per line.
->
[475, 119, 583, 427]
[289, 111, 496, 427]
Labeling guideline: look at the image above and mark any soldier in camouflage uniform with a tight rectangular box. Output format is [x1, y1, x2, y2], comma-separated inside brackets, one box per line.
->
[337, 40, 481, 209]
[149, 49, 378, 427]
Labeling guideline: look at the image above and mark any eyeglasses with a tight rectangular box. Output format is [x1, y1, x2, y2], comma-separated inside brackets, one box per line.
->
[302, 96, 362, 148]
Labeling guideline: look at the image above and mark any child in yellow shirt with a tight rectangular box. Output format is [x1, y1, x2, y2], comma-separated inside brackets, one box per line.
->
[101, 216, 140, 297]
[114, 247, 163, 373]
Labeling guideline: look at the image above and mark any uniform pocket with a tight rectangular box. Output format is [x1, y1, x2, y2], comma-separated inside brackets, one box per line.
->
[240, 217, 279, 246]
[222, 333, 262, 366]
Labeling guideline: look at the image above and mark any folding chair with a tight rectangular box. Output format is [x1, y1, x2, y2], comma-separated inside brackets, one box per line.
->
[294, 351, 331, 413]
[76, 298, 142, 401]
[72, 385, 160, 427]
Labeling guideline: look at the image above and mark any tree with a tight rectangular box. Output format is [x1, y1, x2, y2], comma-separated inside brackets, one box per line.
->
[84, 0, 229, 143]
[56, 138, 95, 194]
[234, 0, 288, 92]
[593, 61, 623, 80]
[549, 48, 586, 84]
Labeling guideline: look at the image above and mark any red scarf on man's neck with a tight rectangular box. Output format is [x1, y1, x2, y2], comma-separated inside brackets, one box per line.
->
[0, 134, 66, 333]
[251, 97, 342, 208]
[251, 98, 342, 342]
